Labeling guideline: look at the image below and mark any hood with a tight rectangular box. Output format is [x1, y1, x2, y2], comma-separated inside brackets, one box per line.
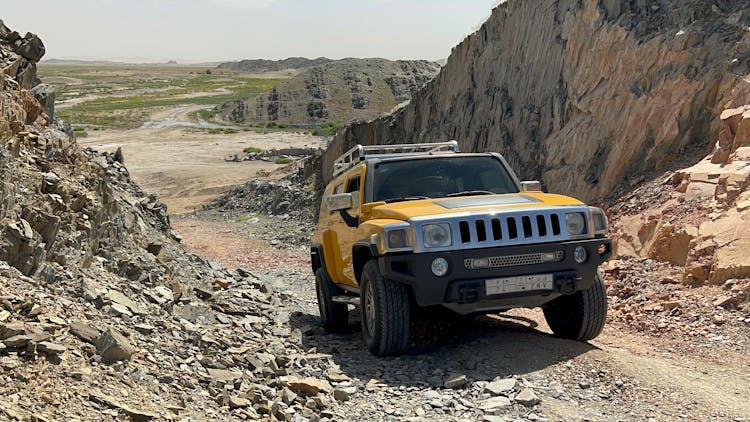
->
[368, 193, 585, 221]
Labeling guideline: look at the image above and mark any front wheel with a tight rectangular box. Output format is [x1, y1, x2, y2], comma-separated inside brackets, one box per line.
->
[360, 260, 411, 356]
[543, 272, 607, 341]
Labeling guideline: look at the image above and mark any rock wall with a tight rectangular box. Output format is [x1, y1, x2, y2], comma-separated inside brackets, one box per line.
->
[218, 58, 441, 126]
[322, 0, 750, 202]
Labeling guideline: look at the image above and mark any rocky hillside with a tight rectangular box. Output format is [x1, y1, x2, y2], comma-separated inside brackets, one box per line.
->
[217, 58, 441, 126]
[322, 0, 750, 202]
[217, 57, 332, 73]
[0, 20, 360, 421]
[609, 107, 750, 286]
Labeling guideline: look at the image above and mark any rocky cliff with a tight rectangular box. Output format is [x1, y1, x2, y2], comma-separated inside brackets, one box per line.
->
[0, 20, 355, 420]
[217, 56, 333, 73]
[322, 0, 750, 202]
[218, 58, 441, 126]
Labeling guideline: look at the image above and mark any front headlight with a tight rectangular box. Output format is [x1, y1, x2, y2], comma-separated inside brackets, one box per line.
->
[422, 223, 453, 248]
[378, 224, 414, 253]
[565, 212, 586, 235]
[589, 207, 608, 235]
[387, 229, 410, 249]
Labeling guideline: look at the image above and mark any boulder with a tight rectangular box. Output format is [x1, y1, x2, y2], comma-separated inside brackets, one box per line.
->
[96, 329, 136, 363]
[17, 32, 45, 62]
[31, 83, 54, 120]
[286, 377, 333, 395]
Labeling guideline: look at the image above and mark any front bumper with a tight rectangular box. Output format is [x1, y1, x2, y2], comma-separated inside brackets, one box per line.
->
[378, 238, 611, 309]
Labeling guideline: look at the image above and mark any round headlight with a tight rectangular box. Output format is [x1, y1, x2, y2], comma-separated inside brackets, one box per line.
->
[431, 257, 449, 277]
[574, 246, 588, 263]
[565, 213, 586, 235]
[423, 223, 452, 248]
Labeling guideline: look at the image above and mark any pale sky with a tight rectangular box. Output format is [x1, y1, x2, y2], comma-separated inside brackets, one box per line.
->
[1, 0, 499, 63]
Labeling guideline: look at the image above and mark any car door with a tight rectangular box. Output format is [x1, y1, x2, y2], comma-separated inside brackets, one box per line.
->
[326, 168, 362, 287]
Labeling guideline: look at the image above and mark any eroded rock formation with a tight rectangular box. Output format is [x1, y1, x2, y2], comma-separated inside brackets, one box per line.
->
[218, 58, 441, 126]
[612, 106, 750, 285]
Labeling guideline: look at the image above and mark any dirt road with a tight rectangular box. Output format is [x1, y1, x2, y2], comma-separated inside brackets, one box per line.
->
[173, 214, 750, 422]
[79, 106, 324, 213]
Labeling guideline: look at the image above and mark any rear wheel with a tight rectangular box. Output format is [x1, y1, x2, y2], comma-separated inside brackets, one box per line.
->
[360, 260, 411, 356]
[315, 268, 348, 332]
[543, 272, 607, 341]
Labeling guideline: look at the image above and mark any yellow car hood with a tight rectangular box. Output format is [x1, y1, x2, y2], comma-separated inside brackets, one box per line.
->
[368, 193, 585, 221]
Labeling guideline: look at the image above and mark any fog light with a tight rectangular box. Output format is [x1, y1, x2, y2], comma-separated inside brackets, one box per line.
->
[541, 252, 560, 263]
[470, 258, 490, 269]
[431, 257, 449, 277]
[574, 246, 587, 264]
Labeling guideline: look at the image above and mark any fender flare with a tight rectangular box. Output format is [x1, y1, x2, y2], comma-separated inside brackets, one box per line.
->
[352, 240, 379, 283]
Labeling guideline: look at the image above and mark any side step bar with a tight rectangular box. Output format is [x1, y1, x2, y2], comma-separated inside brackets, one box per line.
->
[332, 296, 361, 306]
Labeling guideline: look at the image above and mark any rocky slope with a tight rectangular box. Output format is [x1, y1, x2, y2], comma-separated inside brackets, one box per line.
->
[321, 0, 750, 202]
[218, 58, 441, 127]
[217, 57, 333, 73]
[609, 105, 750, 285]
[0, 20, 363, 421]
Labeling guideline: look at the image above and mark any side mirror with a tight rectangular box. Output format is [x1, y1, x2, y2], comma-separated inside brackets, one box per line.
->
[327, 193, 353, 212]
[521, 181, 542, 192]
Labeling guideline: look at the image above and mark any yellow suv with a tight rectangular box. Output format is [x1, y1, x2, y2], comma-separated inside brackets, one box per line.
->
[311, 142, 611, 356]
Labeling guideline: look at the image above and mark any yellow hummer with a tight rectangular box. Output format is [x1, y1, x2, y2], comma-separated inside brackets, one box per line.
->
[311, 142, 611, 356]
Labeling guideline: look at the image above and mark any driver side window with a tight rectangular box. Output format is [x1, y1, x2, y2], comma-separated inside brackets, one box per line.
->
[346, 176, 360, 193]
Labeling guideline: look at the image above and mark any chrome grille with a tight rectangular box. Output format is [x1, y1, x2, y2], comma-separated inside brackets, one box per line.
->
[457, 212, 564, 245]
[464, 251, 564, 269]
[410, 206, 591, 253]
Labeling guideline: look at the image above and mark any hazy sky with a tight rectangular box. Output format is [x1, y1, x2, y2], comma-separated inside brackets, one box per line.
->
[1, 0, 498, 63]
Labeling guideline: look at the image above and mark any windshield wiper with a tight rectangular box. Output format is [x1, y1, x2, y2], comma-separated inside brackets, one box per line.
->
[445, 190, 494, 198]
[383, 196, 430, 203]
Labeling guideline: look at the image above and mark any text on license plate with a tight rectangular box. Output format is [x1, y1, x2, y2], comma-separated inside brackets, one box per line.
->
[485, 274, 554, 295]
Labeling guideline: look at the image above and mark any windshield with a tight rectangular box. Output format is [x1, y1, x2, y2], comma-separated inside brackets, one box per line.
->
[372, 156, 519, 203]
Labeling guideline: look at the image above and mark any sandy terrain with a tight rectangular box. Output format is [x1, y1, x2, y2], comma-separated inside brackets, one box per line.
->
[79, 116, 323, 214]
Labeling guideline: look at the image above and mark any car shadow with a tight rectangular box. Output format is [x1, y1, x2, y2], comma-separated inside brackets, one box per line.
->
[289, 308, 597, 387]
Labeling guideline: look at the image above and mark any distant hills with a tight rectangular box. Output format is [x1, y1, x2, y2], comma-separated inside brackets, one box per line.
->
[217, 57, 333, 73]
[216, 58, 441, 127]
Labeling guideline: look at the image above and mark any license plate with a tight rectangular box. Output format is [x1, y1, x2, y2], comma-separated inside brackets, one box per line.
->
[485, 274, 554, 295]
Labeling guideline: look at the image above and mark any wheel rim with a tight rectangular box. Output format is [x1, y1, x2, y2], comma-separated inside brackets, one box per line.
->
[364, 279, 376, 337]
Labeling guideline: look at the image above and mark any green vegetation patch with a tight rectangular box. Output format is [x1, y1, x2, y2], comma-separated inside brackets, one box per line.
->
[243, 146, 263, 154]
[39, 64, 284, 129]
[207, 128, 237, 134]
[312, 121, 343, 136]
[73, 127, 88, 138]
[274, 157, 294, 165]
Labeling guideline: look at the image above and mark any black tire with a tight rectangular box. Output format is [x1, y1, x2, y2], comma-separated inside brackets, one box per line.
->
[543, 272, 607, 341]
[315, 268, 348, 332]
[360, 260, 411, 356]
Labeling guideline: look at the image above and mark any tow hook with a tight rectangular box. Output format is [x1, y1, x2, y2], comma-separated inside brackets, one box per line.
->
[458, 283, 480, 303]
[556, 278, 577, 295]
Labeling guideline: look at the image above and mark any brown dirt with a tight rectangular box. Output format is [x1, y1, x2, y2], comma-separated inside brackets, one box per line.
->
[78, 117, 324, 214]
[172, 219, 309, 272]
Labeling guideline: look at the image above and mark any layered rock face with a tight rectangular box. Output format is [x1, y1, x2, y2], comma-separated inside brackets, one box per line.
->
[612, 107, 750, 286]
[218, 58, 441, 126]
[322, 0, 750, 201]
[217, 57, 333, 73]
